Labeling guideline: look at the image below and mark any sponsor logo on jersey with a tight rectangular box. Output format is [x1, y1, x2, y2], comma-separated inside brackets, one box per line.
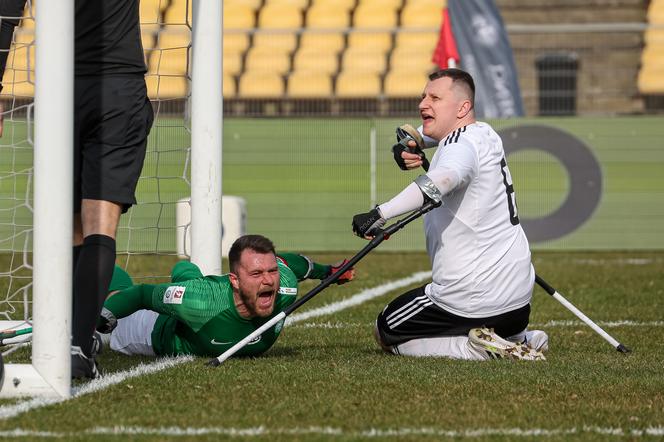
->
[163, 285, 186, 304]
[278, 286, 297, 295]
[248, 335, 262, 345]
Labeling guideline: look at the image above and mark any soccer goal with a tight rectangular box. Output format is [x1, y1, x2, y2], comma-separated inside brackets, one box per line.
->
[0, 0, 222, 398]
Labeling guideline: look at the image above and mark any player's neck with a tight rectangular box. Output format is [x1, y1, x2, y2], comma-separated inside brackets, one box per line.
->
[233, 290, 253, 319]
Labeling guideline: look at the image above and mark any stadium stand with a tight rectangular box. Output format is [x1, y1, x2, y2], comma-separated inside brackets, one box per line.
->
[238, 71, 285, 98]
[2, 0, 655, 115]
[287, 70, 333, 97]
[638, 0, 664, 96]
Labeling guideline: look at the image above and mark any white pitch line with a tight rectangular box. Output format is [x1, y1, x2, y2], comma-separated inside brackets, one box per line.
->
[290, 320, 664, 330]
[0, 272, 428, 420]
[286, 271, 430, 325]
[0, 356, 192, 420]
[0, 425, 663, 438]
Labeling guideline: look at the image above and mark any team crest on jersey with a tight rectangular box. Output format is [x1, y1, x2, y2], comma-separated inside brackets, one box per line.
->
[274, 319, 285, 334]
[163, 285, 186, 304]
[278, 286, 297, 296]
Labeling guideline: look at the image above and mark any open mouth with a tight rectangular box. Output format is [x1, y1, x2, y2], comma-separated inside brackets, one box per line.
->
[256, 290, 275, 310]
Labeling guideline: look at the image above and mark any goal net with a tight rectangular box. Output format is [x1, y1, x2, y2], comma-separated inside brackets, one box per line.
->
[0, 0, 221, 397]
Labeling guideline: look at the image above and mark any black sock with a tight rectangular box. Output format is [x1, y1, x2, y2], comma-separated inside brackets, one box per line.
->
[72, 234, 116, 357]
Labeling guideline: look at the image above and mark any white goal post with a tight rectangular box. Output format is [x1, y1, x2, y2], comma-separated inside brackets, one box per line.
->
[0, 0, 222, 398]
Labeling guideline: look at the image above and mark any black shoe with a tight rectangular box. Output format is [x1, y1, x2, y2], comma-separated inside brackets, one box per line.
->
[71, 346, 101, 379]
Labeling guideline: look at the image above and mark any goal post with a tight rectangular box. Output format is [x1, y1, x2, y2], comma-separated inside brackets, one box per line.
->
[1, 0, 74, 398]
[1, 0, 222, 397]
[190, 0, 223, 276]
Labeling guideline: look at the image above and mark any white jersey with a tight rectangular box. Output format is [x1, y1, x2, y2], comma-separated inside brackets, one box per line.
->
[423, 121, 534, 317]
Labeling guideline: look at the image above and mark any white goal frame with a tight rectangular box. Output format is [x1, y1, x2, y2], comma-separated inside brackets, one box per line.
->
[0, 0, 222, 398]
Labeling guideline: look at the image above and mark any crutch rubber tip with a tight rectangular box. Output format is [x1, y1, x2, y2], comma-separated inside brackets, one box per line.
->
[207, 358, 221, 367]
[616, 344, 631, 353]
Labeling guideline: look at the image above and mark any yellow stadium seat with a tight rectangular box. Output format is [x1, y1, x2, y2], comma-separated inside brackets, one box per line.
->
[223, 33, 250, 54]
[225, 0, 262, 11]
[311, 0, 355, 11]
[252, 32, 298, 53]
[347, 31, 393, 53]
[384, 69, 429, 97]
[401, 4, 443, 29]
[299, 32, 345, 53]
[394, 31, 439, 52]
[18, 1, 35, 30]
[149, 47, 189, 76]
[239, 71, 285, 98]
[287, 71, 333, 97]
[292, 47, 339, 74]
[146, 75, 188, 99]
[1, 68, 34, 97]
[358, 0, 402, 9]
[638, 67, 664, 94]
[224, 4, 255, 30]
[407, 0, 447, 8]
[307, 5, 350, 29]
[164, 0, 190, 25]
[265, 0, 309, 9]
[140, 0, 166, 25]
[341, 47, 387, 74]
[389, 47, 436, 73]
[259, 4, 303, 29]
[142, 30, 157, 52]
[353, 5, 397, 28]
[244, 47, 291, 74]
[641, 45, 664, 69]
[645, 29, 664, 45]
[223, 51, 243, 76]
[336, 71, 381, 97]
[157, 30, 191, 49]
[223, 73, 236, 98]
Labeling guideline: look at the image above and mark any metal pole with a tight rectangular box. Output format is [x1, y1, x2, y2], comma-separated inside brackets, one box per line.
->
[190, 0, 223, 275]
[33, 0, 74, 397]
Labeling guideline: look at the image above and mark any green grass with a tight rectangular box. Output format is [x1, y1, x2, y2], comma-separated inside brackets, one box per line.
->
[1, 251, 663, 441]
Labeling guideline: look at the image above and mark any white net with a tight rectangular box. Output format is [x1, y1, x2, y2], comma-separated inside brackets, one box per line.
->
[0, 0, 193, 335]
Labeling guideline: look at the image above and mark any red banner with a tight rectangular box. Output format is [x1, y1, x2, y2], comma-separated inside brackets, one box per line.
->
[432, 8, 459, 69]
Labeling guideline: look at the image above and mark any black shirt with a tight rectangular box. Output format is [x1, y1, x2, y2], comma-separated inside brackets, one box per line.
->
[75, 0, 147, 76]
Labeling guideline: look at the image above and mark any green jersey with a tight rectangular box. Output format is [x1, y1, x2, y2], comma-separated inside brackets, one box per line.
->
[104, 256, 328, 358]
[152, 260, 297, 357]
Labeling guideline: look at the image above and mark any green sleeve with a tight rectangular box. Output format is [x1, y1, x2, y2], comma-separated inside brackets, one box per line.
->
[103, 284, 155, 319]
[108, 265, 133, 293]
[171, 260, 204, 283]
[277, 253, 331, 281]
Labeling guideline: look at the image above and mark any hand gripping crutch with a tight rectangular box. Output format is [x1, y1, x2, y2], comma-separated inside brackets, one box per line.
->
[207, 200, 442, 367]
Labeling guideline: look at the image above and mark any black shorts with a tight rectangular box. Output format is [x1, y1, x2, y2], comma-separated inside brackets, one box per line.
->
[74, 75, 153, 213]
[376, 285, 531, 347]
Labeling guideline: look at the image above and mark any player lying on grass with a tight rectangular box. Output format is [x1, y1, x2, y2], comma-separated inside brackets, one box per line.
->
[95, 234, 354, 359]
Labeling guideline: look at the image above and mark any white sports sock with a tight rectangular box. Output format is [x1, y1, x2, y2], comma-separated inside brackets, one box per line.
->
[393, 336, 489, 360]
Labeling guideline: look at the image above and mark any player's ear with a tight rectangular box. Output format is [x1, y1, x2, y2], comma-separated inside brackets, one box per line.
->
[229, 272, 239, 290]
[458, 99, 472, 118]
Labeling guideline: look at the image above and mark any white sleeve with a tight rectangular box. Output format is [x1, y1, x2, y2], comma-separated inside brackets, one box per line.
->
[378, 183, 424, 219]
[428, 141, 477, 192]
[378, 141, 477, 220]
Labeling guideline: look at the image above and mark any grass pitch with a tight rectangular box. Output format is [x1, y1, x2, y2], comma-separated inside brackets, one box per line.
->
[1, 250, 663, 441]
